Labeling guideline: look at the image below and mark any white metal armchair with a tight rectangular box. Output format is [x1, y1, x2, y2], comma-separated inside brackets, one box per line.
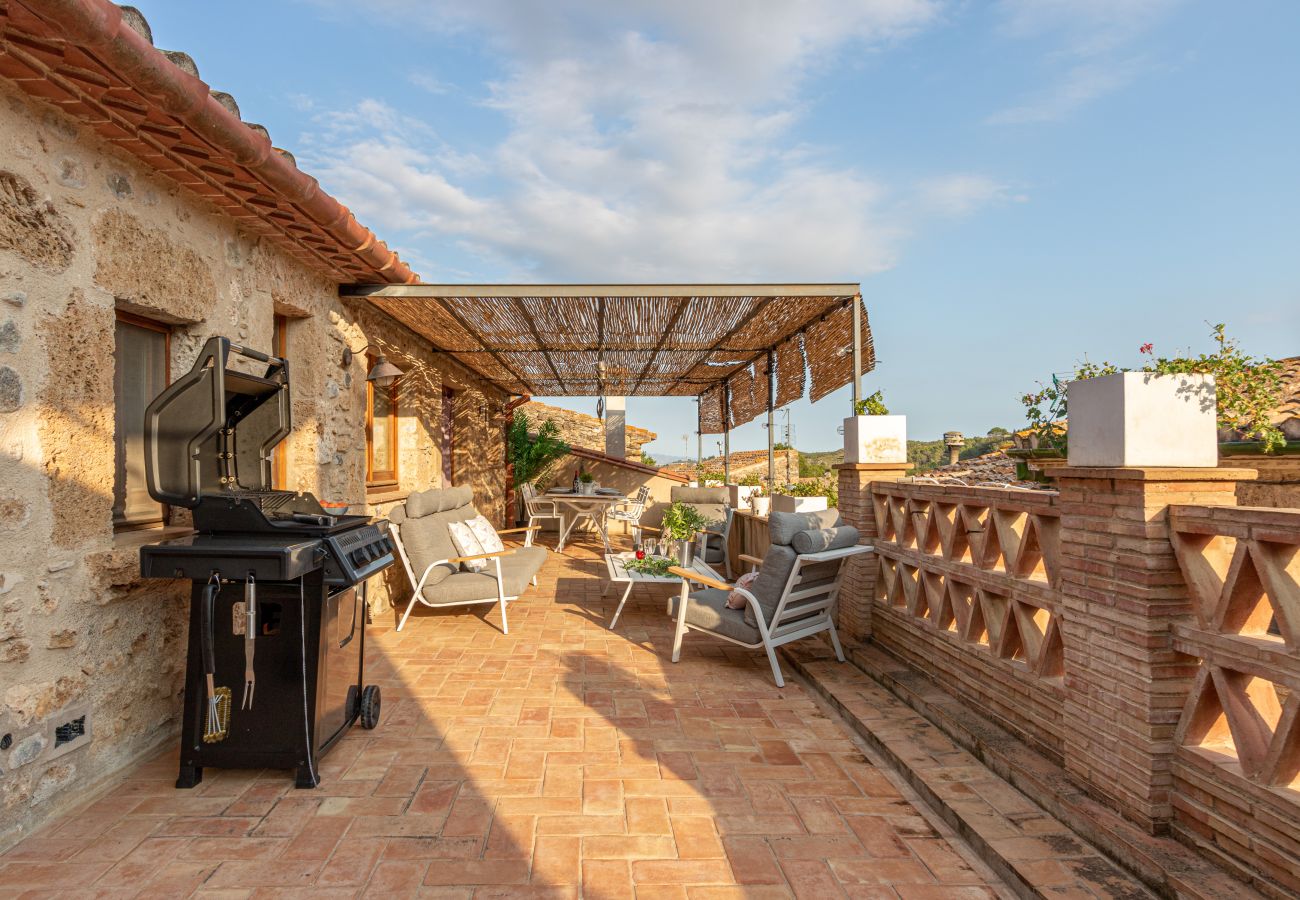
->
[520, 482, 564, 551]
[666, 510, 869, 687]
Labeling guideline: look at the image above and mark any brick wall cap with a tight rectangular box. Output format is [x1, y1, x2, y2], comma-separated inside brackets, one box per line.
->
[1054, 466, 1257, 482]
[835, 462, 915, 472]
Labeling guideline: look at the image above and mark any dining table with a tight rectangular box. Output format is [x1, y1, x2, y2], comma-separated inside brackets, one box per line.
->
[545, 488, 628, 553]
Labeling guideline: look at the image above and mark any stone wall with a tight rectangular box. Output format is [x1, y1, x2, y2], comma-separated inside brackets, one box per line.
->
[518, 400, 655, 460]
[0, 80, 507, 850]
[1231, 455, 1300, 508]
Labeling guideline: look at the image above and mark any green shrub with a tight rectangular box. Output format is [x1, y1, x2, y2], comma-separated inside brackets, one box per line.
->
[508, 412, 571, 487]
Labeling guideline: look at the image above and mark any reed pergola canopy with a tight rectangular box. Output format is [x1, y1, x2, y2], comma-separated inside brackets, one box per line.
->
[339, 284, 875, 432]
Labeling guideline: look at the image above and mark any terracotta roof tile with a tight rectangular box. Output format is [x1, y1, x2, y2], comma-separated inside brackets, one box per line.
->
[0, 0, 415, 284]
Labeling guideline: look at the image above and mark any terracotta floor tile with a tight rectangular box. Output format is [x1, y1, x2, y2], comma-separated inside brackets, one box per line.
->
[583, 834, 678, 859]
[582, 859, 633, 896]
[421, 858, 531, 886]
[670, 817, 725, 859]
[364, 859, 430, 895]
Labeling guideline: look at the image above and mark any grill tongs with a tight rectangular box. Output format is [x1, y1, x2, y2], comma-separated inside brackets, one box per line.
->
[201, 573, 230, 743]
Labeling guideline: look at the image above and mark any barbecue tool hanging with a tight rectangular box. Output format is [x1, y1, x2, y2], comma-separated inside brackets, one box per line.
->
[201, 574, 231, 742]
[241, 575, 256, 710]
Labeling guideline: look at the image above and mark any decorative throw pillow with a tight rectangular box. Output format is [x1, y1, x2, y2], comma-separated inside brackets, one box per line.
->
[447, 521, 487, 571]
[467, 515, 505, 554]
[727, 571, 760, 609]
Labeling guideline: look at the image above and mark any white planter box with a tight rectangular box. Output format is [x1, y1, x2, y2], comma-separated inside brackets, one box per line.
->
[843, 415, 907, 464]
[772, 495, 829, 514]
[750, 496, 772, 517]
[729, 485, 758, 507]
[1067, 372, 1217, 467]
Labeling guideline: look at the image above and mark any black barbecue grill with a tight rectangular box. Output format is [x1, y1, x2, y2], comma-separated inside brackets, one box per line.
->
[139, 336, 394, 788]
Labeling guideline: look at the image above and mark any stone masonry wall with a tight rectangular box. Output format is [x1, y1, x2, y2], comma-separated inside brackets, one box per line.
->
[0, 80, 506, 850]
[518, 400, 655, 460]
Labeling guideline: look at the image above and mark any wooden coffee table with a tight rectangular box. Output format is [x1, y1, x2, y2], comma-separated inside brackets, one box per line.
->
[603, 553, 724, 630]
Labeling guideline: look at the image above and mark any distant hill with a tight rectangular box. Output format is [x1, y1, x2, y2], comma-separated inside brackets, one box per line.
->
[796, 429, 1013, 475]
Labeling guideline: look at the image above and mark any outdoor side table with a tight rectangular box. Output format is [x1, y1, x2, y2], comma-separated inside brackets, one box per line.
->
[603, 552, 723, 630]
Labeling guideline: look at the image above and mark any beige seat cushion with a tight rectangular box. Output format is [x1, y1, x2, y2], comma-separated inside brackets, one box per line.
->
[670, 589, 761, 645]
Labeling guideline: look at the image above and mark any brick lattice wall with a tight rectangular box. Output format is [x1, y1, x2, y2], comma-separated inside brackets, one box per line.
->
[1166, 504, 1300, 895]
[837, 463, 1300, 895]
[861, 480, 1067, 761]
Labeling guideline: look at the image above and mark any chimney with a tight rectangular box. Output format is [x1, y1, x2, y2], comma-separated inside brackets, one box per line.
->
[604, 396, 626, 458]
[943, 431, 964, 466]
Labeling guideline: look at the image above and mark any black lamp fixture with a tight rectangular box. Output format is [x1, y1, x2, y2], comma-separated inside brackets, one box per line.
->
[342, 344, 404, 388]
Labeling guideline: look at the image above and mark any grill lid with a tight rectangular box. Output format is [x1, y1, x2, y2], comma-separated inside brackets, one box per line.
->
[144, 336, 291, 508]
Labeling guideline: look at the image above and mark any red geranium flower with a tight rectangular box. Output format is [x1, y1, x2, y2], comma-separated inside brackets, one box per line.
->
[1139, 342, 1154, 354]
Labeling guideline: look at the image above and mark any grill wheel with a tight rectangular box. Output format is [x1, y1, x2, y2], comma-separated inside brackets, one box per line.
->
[360, 684, 381, 730]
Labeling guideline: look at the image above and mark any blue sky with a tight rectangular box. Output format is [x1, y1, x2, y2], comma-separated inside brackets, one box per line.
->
[145, 0, 1298, 456]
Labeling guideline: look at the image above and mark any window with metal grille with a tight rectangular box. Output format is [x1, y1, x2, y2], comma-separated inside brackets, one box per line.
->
[113, 313, 169, 528]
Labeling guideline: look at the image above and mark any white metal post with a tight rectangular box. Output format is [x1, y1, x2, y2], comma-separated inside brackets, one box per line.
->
[723, 383, 732, 483]
[766, 349, 776, 486]
[851, 293, 862, 409]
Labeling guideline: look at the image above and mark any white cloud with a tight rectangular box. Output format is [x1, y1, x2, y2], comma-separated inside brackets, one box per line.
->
[986, 59, 1146, 125]
[914, 174, 1019, 218]
[408, 71, 451, 95]
[988, 0, 1180, 125]
[298, 0, 1011, 281]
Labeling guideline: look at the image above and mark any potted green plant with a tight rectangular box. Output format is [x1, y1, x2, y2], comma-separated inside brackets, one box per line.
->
[661, 501, 708, 565]
[509, 412, 572, 486]
[772, 478, 836, 514]
[843, 390, 906, 464]
[1019, 325, 1285, 467]
[729, 472, 762, 508]
[577, 471, 597, 495]
[748, 484, 771, 517]
[694, 464, 724, 487]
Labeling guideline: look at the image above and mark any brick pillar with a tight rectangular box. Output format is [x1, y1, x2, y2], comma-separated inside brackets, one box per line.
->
[835, 463, 912, 644]
[1055, 466, 1256, 832]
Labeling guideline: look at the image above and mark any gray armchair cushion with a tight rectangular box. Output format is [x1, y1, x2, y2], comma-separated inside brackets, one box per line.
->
[396, 509, 461, 587]
[769, 509, 841, 546]
[671, 486, 728, 505]
[791, 524, 861, 554]
[671, 486, 729, 530]
[406, 484, 474, 519]
[392, 486, 480, 587]
[670, 588, 761, 645]
[419, 545, 547, 605]
[743, 544, 798, 629]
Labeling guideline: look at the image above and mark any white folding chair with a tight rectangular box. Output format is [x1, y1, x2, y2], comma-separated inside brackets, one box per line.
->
[607, 485, 651, 542]
[521, 482, 565, 551]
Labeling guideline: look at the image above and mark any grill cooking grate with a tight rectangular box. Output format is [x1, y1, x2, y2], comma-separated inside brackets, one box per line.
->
[220, 490, 300, 517]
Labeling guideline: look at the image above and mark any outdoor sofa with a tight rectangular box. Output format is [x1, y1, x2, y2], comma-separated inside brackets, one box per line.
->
[388, 485, 546, 633]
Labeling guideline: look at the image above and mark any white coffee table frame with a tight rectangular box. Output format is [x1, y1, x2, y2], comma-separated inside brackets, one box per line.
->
[603, 552, 723, 630]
